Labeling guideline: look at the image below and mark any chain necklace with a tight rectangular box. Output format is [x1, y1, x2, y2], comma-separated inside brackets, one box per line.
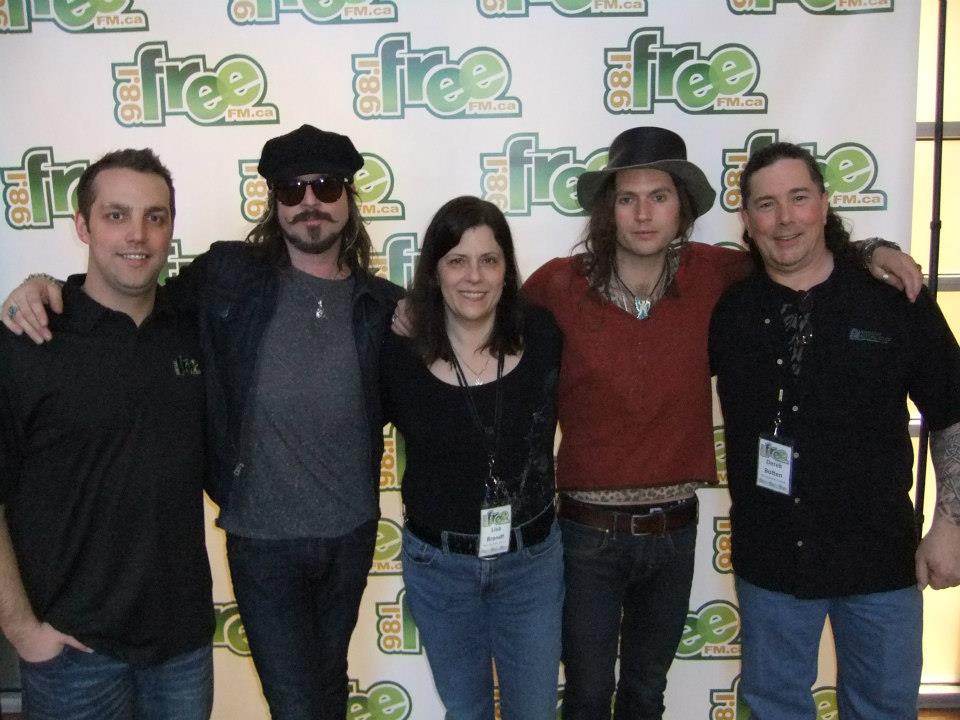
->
[451, 348, 492, 385]
[613, 259, 668, 320]
[304, 267, 348, 322]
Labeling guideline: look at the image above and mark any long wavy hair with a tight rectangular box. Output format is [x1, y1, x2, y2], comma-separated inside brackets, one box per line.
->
[576, 170, 698, 294]
[408, 196, 525, 364]
[244, 185, 372, 270]
[739, 141, 853, 267]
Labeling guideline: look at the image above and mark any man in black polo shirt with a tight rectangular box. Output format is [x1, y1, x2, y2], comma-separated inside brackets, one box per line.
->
[709, 141, 960, 720]
[0, 149, 213, 719]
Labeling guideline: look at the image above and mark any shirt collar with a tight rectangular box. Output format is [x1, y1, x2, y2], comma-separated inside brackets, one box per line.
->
[58, 274, 171, 334]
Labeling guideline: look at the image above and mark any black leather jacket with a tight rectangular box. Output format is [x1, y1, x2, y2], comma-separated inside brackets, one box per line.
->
[165, 241, 402, 507]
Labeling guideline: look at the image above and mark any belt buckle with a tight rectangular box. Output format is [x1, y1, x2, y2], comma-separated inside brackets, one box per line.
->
[630, 507, 666, 536]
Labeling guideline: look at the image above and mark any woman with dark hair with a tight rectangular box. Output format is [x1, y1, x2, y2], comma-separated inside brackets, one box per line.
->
[380, 195, 563, 720]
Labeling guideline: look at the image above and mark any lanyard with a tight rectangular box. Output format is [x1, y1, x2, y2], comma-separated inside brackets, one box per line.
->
[772, 388, 785, 438]
[451, 350, 505, 483]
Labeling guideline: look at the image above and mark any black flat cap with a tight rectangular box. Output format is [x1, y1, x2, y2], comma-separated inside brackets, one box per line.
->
[257, 125, 363, 185]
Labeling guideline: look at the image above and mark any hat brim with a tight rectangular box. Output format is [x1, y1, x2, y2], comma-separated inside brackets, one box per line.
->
[577, 159, 716, 218]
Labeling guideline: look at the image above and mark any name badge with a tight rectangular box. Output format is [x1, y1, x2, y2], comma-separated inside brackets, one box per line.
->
[756, 434, 793, 495]
[478, 504, 511, 557]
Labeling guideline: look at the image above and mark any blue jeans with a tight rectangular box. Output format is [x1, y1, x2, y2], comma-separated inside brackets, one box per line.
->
[401, 521, 564, 720]
[559, 514, 697, 720]
[19, 643, 212, 720]
[736, 577, 922, 720]
[226, 518, 377, 720]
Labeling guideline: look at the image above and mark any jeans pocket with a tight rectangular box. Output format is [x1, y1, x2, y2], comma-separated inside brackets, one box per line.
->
[522, 521, 562, 560]
[19, 645, 71, 668]
[559, 517, 610, 558]
[401, 528, 441, 567]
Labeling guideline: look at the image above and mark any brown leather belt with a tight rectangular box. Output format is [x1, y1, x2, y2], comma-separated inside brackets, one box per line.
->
[558, 496, 698, 536]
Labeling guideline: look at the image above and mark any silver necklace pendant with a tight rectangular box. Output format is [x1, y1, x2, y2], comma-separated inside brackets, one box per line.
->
[634, 297, 651, 320]
[315, 298, 326, 320]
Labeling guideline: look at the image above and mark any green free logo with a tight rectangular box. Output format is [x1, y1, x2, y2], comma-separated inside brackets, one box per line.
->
[0, 0, 147, 33]
[714, 425, 728, 486]
[371, 518, 403, 575]
[160, 239, 199, 285]
[347, 679, 411, 720]
[477, 0, 646, 17]
[370, 233, 421, 290]
[112, 42, 279, 127]
[721, 130, 887, 212]
[375, 588, 422, 655]
[677, 600, 741, 659]
[480, 133, 607, 216]
[228, 0, 396, 24]
[238, 153, 405, 223]
[352, 33, 521, 119]
[380, 425, 406, 492]
[213, 601, 250, 656]
[709, 676, 838, 719]
[709, 674, 748, 720]
[2, 147, 86, 229]
[356, 153, 406, 220]
[728, 0, 892, 14]
[713, 517, 733, 574]
[604, 27, 767, 114]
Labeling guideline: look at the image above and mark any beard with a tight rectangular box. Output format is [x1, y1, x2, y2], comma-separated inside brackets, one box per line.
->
[281, 209, 343, 256]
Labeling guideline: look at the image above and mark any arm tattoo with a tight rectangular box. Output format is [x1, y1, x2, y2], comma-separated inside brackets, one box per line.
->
[931, 421, 960, 524]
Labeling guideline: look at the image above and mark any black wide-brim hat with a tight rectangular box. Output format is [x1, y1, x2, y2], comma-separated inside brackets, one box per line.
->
[576, 127, 716, 217]
[257, 124, 363, 185]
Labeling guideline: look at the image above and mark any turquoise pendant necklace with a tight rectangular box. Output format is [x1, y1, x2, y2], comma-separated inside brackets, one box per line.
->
[633, 297, 652, 320]
[614, 259, 668, 320]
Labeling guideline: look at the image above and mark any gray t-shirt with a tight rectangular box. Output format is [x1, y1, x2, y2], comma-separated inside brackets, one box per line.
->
[218, 267, 375, 539]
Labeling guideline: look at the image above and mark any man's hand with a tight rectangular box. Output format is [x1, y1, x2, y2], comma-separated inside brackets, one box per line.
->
[870, 245, 923, 303]
[1, 275, 64, 344]
[7, 619, 90, 663]
[916, 511, 960, 590]
[391, 298, 413, 337]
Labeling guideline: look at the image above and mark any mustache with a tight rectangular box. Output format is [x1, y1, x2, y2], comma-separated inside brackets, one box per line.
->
[291, 209, 334, 224]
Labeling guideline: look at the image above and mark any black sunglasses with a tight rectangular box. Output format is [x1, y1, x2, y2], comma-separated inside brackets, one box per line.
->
[273, 176, 347, 206]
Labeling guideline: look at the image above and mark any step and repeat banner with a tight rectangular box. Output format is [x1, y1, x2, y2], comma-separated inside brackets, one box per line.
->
[0, 1, 920, 718]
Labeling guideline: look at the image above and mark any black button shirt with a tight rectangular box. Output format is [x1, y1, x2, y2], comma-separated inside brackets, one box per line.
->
[0, 278, 213, 665]
[709, 259, 960, 598]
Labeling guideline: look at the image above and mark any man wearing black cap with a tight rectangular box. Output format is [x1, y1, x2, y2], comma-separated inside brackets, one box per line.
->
[521, 127, 919, 719]
[2, 125, 402, 720]
[186, 125, 401, 719]
[186, 124, 401, 720]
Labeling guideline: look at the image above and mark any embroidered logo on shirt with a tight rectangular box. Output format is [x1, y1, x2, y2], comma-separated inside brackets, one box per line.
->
[848, 328, 891, 344]
[173, 356, 202, 376]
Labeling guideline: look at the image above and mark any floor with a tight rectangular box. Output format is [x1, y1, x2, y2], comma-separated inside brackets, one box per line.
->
[0, 712, 946, 719]
[13, 702, 960, 718]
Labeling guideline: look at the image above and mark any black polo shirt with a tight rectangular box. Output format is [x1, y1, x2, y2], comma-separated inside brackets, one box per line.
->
[0, 277, 213, 665]
[709, 258, 960, 598]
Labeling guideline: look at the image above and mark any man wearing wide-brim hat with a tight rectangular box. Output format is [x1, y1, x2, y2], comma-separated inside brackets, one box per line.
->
[522, 125, 920, 719]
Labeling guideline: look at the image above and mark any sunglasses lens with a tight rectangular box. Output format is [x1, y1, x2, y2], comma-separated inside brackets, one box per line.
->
[274, 181, 306, 207]
[273, 177, 345, 206]
[310, 177, 344, 203]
